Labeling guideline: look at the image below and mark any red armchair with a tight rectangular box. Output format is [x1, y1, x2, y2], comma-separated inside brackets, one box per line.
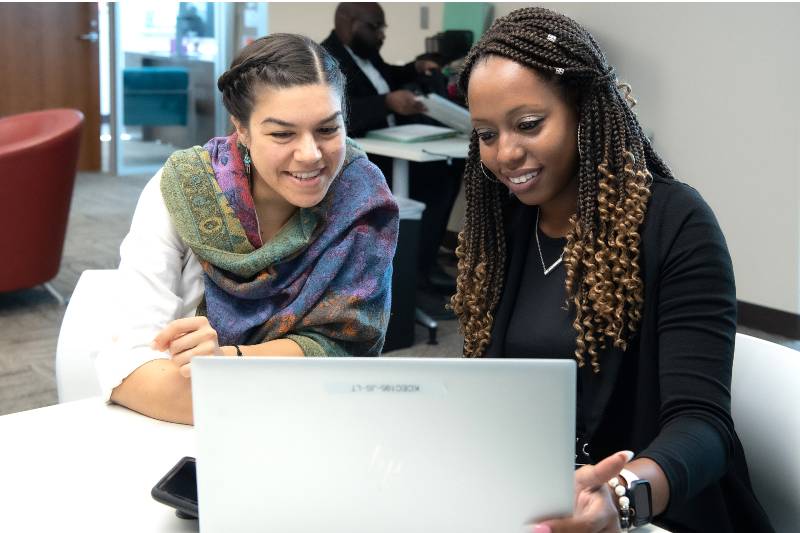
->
[0, 109, 84, 302]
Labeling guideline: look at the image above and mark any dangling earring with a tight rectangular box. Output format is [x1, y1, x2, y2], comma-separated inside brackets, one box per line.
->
[479, 161, 499, 183]
[243, 146, 252, 180]
[577, 123, 583, 160]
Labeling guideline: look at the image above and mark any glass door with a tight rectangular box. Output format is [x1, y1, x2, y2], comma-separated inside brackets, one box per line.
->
[109, 2, 234, 175]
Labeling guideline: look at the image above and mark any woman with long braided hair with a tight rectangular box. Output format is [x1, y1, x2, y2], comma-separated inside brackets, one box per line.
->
[452, 7, 772, 532]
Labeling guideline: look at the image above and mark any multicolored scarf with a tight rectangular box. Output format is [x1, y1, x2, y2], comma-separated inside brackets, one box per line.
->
[160, 133, 399, 356]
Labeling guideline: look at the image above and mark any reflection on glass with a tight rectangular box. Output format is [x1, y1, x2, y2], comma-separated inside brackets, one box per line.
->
[176, 3, 217, 59]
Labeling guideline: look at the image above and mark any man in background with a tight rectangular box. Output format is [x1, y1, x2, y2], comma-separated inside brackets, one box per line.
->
[322, 2, 462, 297]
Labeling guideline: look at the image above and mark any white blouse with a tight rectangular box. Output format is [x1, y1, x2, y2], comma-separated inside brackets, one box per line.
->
[94, 169, 205, 400]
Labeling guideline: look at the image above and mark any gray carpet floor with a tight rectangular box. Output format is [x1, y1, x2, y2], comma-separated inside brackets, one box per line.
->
[0, 172, 148, 415]
[0, 171, 463, 416]
[1, 171, 797, 417]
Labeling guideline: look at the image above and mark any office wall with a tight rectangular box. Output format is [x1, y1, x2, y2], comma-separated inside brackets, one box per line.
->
[267, 3, 443, 65]
[266, 2, 800, 315]
[484, 3, 800, 315]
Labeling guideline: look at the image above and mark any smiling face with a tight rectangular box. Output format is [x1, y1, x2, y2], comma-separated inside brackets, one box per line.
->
[233, 83, 346, 209]
[467, 55, 579, 210]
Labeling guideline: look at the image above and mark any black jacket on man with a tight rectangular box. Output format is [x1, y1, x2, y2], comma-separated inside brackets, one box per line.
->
[321, 30, 419, 137]
[322, 29, 464, 288]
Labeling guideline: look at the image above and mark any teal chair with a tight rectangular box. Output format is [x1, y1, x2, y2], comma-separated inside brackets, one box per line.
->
[123, 67, 189, 127]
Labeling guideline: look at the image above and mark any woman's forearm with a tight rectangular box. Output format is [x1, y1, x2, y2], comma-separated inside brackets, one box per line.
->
[112, 340, 303, 425]
[221, 338, 304, 357]
[110, 359, 194, 425]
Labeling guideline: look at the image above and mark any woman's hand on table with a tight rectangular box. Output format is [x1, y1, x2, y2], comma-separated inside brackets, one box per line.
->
[532, 450, 633, 533]
[151, 316, 224, 377]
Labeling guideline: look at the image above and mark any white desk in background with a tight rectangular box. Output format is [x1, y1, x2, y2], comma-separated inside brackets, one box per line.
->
[0, 399, 671, 533]
[353, 134, 470, 198]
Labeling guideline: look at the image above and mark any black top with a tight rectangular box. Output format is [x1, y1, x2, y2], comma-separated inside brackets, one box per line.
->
[486, 177, 774, 533]
[321, 31, 419, 137]
[504, 218, 592, 451]
[504, 221, 573, 358]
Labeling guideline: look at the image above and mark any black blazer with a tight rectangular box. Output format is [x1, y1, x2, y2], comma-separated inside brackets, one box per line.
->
[321, 31, 419, 137]
[487, 176, 773, 532]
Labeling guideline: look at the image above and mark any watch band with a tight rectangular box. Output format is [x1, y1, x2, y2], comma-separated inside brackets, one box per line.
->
[619, 468, 639, 487]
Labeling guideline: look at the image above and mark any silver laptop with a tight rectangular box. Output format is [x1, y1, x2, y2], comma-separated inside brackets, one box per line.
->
[191, 357, 576, 533]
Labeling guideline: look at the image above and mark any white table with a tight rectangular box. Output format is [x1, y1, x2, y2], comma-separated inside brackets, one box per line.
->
[0, 399, 670, 532]
[353, 135, 469, 198]
[0, 398, 197, 532]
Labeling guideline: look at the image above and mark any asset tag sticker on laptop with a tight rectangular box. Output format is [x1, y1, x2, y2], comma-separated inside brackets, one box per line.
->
[325, 382, 447, 395]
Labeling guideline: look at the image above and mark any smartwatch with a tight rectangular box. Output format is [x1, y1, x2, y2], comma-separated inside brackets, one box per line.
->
[619, 469, 653, 527]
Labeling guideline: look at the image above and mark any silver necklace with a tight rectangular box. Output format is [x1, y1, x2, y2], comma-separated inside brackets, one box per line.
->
[535, 208, 565, 276]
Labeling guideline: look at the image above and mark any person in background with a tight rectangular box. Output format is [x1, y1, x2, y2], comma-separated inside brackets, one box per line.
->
[451, 7, 773, 532]
[322, 2, 463, 296]
[97, 34, 398, 425]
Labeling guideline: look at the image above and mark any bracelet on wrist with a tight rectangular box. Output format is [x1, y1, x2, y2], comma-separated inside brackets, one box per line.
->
[233, 345, 243, 356]
[608, 469, 652, 530]
[608, 476, 632, 531]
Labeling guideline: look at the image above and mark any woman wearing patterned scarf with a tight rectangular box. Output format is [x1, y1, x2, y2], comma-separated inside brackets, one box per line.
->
[98, 34, 399, 425]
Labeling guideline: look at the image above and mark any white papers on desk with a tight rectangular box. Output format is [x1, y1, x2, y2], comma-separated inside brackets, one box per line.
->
[416, 93, 472, 134]
[365, 124, 458, 143]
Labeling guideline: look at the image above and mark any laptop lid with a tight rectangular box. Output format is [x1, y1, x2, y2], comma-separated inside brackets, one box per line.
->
[192, 357, 576, 533]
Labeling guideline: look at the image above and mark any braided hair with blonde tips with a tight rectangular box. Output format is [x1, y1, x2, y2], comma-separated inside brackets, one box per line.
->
[450, 7, 673, 370]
